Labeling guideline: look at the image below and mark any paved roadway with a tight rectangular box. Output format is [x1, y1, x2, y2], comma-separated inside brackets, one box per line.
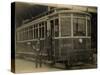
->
[15, 53, 97, 73]
[15, 58, 61, 73]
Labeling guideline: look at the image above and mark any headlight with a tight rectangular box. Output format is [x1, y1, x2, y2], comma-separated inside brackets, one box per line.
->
[27, 42, 31, 45]
[79, 38, 83, 43]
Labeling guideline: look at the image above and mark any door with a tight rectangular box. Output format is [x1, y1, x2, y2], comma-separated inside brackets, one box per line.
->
[45, 20, 54, 61]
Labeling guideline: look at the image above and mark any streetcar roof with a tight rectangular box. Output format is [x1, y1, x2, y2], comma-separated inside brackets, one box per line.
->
[16, 9, 91, 31]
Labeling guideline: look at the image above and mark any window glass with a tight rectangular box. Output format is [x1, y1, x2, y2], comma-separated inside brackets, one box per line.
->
[39, 27, 41, 38]
[36, 28, 38, 38]
[55, 19, 59, 37]
[26, 28, 28, 39]
[50, 20, 54, 37]
[61, 17, 71, 36]
[73, 18, 86, 36]
[28, 27, 31, 40]
[42, 27, 44, 38]
[22, 29, 25, 40]
[34, 29, 36, 38]
[87, 19, 91, 36]
[45, 21, 47, 37]
[41, 22, 44, 38]
[20, 31, 23, 41]
[30, 27, 33, 39]
[34, 24, 38, 39]
[24, 28, 27, 40]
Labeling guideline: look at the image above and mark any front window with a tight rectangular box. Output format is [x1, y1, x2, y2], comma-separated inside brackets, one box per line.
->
[73, 18, 86, 36]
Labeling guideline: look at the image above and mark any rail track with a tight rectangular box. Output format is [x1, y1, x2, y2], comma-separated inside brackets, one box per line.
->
[16, 52, 97, 69]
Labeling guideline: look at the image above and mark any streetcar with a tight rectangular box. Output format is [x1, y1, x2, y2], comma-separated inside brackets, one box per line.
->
[16, 8, 92, 68]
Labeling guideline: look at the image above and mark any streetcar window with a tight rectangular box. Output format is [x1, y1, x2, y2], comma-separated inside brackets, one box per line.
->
[73, 18, 86, 36]
[39, 23, 42, 38]
[38, 24, 40, 38]
[50, 20, 54, 37]
[28, 28, 30, 39]
[36, 27, 38, 38]
[26, 28, 28, 40]
[42, 27, 44, 38]
[45, 21, 47, 37]
[42, 22, 45, 38]
[34, 24, 37, 39]
[29, 27, 33, 39]
[87, 19, 91, 36]
[19, 31, 21, 41]
[55, 19, 59, 37]
[34, 28, 36, 38]
[19, 32, 21, 41]
[42, 22, 44, 26]
[24, 28, 27, 40]
[61, 17, 71, 36]
[21, 30, 23, 41]
[35, 24, 38, 39]
[28, 27, 29, 39]
[30, 27, 33, 39]
[22, 29, 25, 40]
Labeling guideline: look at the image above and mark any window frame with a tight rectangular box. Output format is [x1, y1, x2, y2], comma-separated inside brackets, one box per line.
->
[73, 17, 86, 36]
[60, 16, 71, 36]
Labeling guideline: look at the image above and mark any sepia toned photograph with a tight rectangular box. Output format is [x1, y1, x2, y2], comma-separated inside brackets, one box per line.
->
[11, 2, 97, 73]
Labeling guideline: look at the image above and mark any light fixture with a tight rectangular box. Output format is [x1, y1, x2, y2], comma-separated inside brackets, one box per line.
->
[27, 42, 31, 45]
[79, 38, 83, 43]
